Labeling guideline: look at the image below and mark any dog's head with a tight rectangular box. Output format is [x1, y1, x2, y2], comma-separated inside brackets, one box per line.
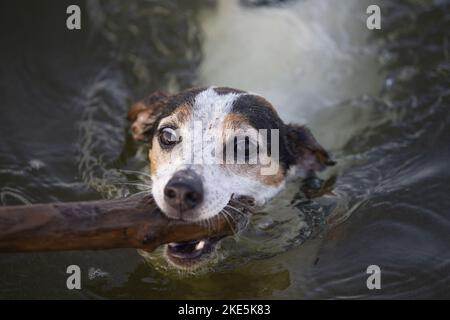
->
[128, 87, 334, 269]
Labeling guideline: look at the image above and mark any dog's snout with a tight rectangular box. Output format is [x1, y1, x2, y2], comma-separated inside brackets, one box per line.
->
[164, 169, 204, 215]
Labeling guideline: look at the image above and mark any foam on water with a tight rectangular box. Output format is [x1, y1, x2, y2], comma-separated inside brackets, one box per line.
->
[198, 0, 382, 123]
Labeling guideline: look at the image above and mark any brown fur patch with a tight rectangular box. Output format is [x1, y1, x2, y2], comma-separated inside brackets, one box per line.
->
[127, 91, 169, 142]
[149, 137, 168, 177]
[223, 112, 251, 129]
[173, 103, 192, 126]
[149, 143, 158, 176]
[226, 163, 285, 187]
[258, 164, 285, 186]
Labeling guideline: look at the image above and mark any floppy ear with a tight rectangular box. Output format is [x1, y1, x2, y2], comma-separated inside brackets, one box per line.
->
[285, 124, 336, 171]
[127, 91, 169, 142]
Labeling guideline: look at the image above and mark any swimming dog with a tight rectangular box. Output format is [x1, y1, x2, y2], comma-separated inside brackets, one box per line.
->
[128, 86, 334, 269]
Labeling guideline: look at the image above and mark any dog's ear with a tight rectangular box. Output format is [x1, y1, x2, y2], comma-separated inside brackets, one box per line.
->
[285, 124, 336, 171]
[127, 91, 169, 142]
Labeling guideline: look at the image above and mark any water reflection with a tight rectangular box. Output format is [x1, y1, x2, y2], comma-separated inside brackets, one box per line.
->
[85, 260, 291, 299]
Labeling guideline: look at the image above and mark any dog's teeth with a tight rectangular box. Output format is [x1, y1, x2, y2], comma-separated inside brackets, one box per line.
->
[195, 240, 205, 250]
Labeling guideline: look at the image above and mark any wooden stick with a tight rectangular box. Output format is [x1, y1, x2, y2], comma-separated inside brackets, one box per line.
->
[0, 193, 249, 253]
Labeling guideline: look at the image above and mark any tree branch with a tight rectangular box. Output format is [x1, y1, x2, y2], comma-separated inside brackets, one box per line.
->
[0, 193, 249, 253]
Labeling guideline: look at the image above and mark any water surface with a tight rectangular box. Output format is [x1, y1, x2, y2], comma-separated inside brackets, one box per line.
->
[0, 0, 449, 299]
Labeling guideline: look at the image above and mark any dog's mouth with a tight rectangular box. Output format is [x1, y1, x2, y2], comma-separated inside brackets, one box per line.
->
[165, 235, 225, 268]
[163, 196, 255, 269]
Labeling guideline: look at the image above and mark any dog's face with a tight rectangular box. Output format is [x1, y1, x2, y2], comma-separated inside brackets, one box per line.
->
[128, 87, 334, 269]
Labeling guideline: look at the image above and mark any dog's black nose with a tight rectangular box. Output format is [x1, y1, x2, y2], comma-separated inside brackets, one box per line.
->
[164, 169, 204, 213]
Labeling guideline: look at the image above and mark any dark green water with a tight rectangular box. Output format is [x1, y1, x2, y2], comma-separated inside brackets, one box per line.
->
[0, 0, 449, 299]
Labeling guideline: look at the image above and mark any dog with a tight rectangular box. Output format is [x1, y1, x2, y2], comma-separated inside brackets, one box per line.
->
[128, 86, 334, 269]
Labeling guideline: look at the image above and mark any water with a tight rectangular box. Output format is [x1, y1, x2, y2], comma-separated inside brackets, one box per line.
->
[0, 0, 449, 299]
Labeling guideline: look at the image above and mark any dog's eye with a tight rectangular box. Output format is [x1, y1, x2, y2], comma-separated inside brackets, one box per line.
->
[159, 127, 180, 147]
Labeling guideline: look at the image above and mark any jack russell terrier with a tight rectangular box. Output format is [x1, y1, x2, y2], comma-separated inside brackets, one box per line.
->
[128, 86, 335, 269]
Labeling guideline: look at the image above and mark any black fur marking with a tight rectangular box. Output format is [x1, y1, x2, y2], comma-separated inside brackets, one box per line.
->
[214, 87, 247, 96]
[231, 94, 297, 172]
